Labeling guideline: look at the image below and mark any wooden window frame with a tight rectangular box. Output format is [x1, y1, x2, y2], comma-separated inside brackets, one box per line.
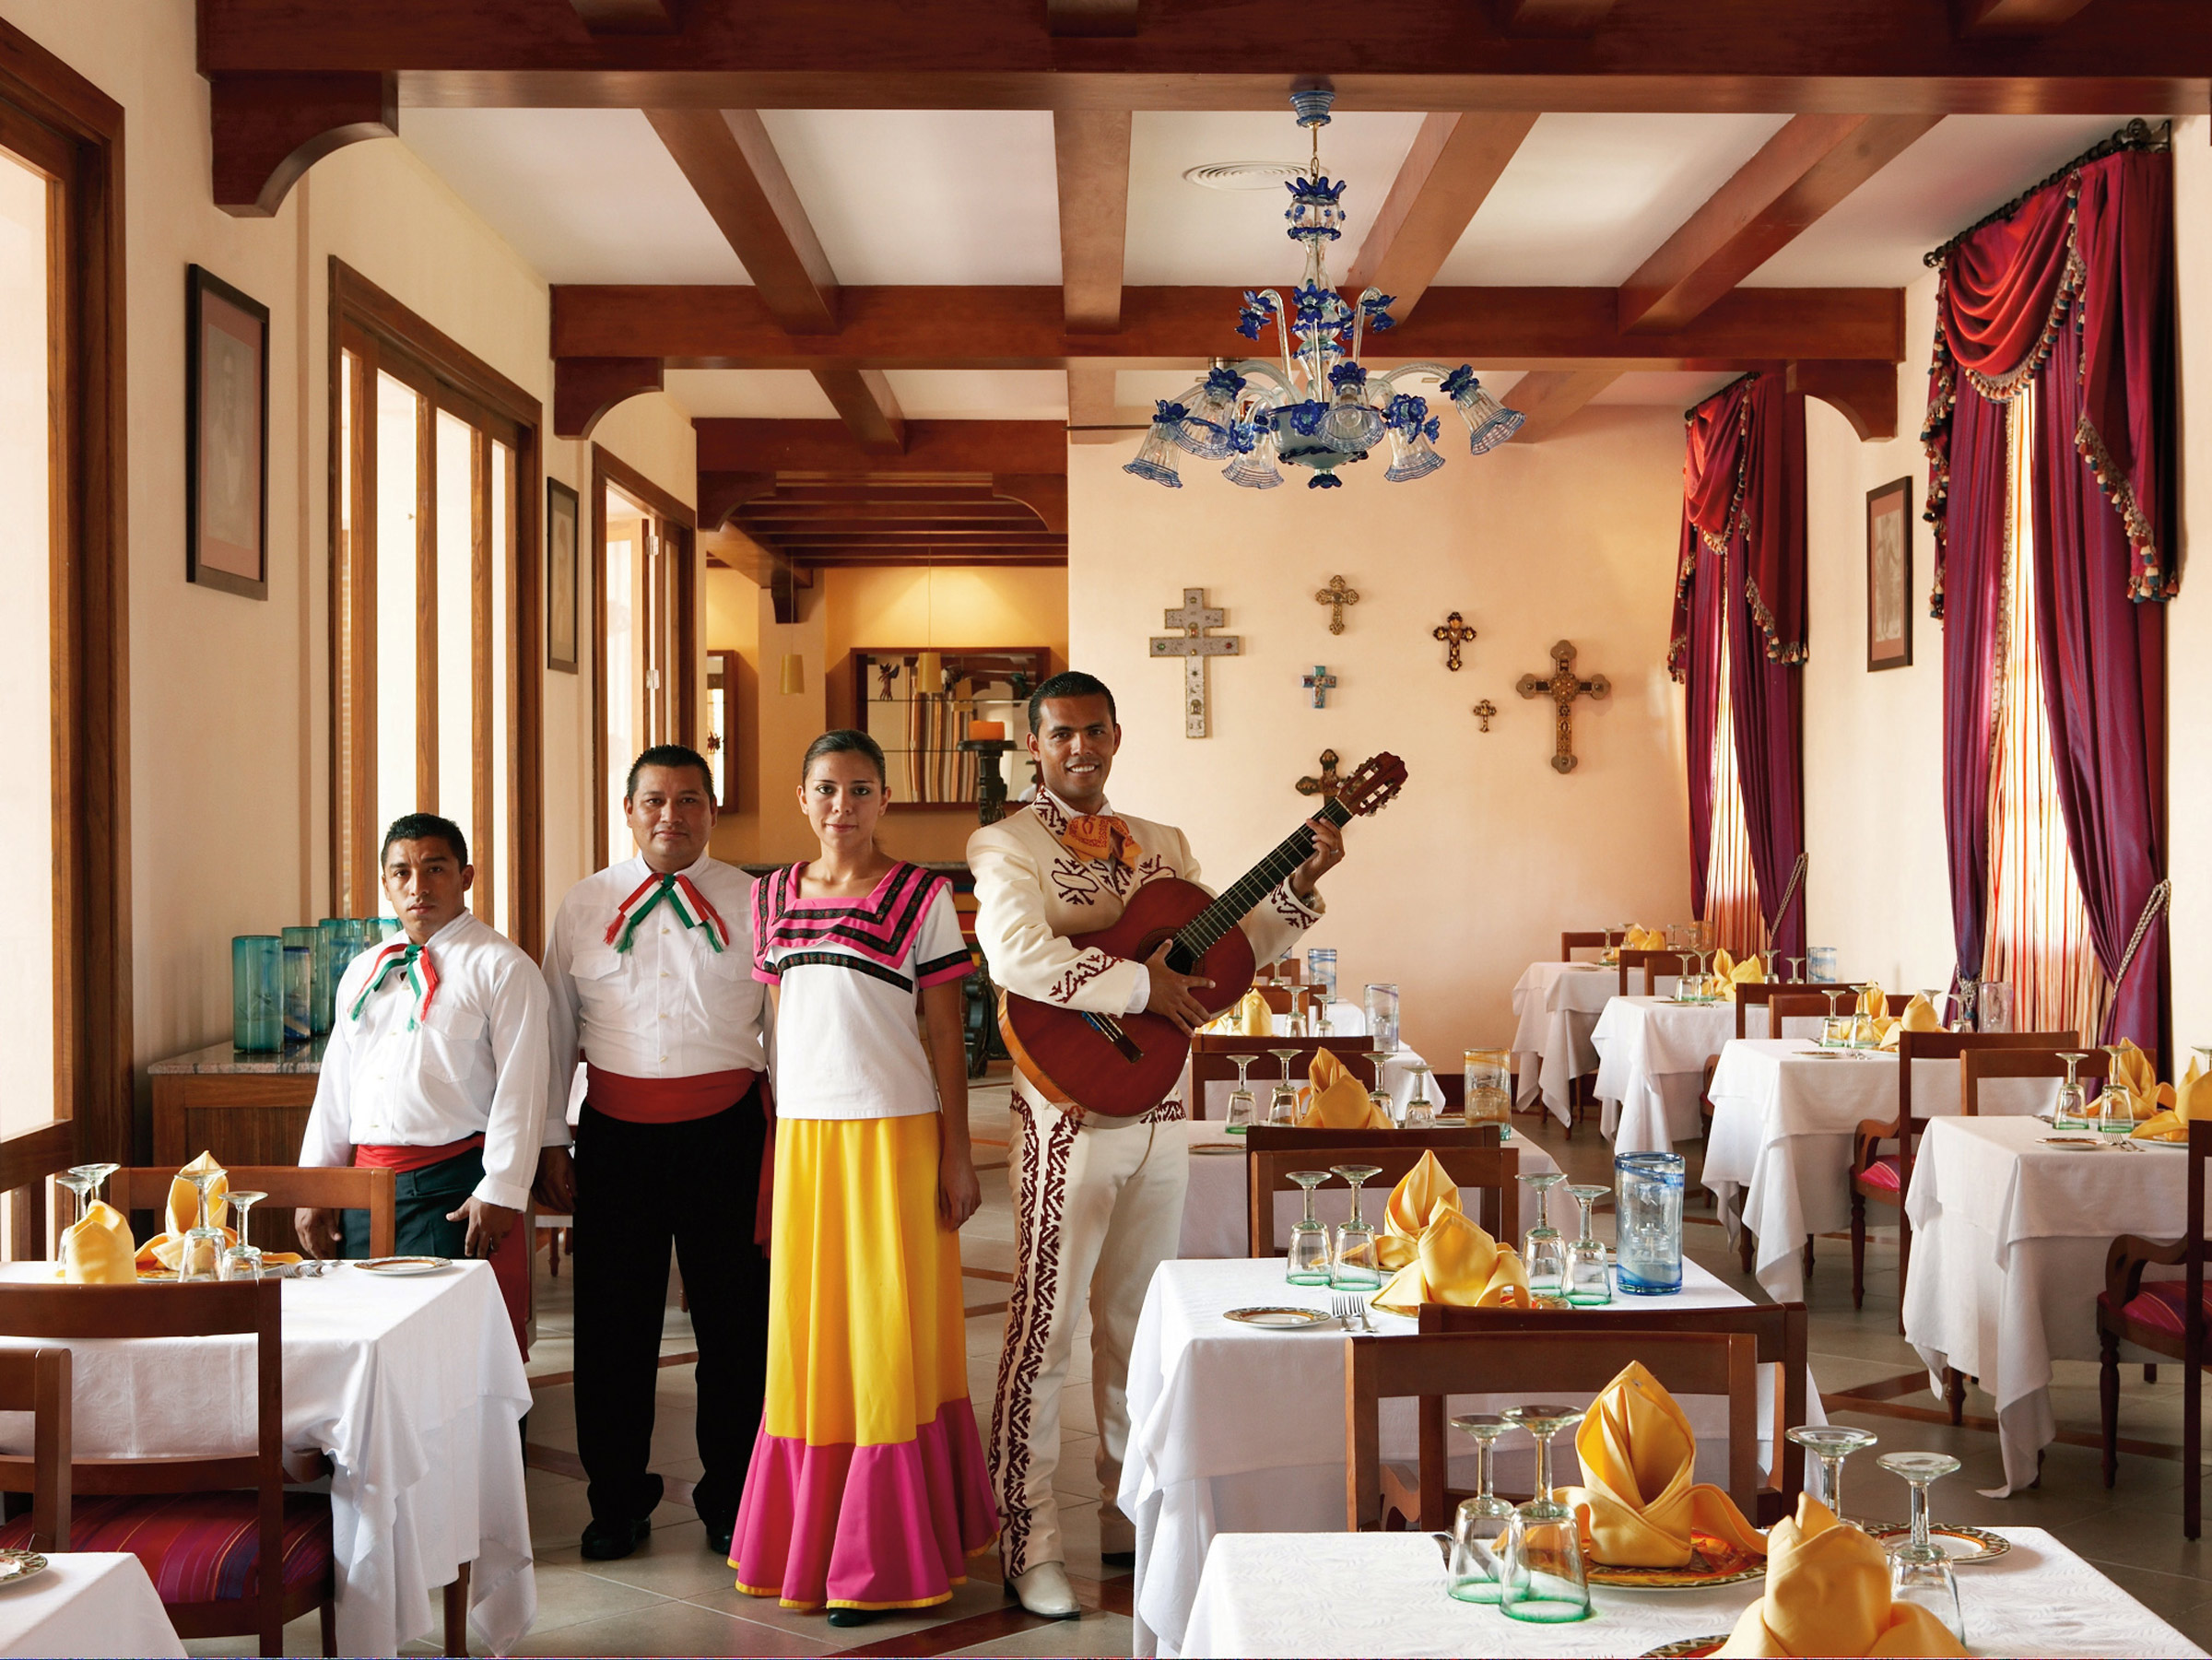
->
[0, 22, 130, 1185]
[590, 444, 696, 872]
[327, 260, 545, 954]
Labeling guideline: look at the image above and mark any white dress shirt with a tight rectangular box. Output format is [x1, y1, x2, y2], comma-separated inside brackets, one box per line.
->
[299, 910, 555, 1212]
[543, 853, 771, 1133]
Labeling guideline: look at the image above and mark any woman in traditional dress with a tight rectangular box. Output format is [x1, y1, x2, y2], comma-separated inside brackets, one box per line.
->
[732, 729, 998, 1625]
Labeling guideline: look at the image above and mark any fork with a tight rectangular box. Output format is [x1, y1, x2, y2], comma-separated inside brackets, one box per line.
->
[1332, 1292, 1374, 1333]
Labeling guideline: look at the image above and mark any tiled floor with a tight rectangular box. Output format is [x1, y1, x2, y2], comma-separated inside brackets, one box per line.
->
[187, 1071, 2212, 1655]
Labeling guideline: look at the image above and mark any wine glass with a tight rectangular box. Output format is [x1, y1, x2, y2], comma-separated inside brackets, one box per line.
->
[176, 1163, 227, 1282]
[1290, 984, 1312, 1036]
[1363, 983, 1400, 1053]
[1518, 1171, 1567, 1296]
[70, 1162, 121, 1212]
[2053, 1052, 2089, 1129]
[1878, 1452, 1965, 1643]
[2097, 1077, 2135, 1141]
[1464, 1048, 1511, 1127]
[1851, 984, 1880, 1049]
[1224, 1054, 1258, 1134]
[1362, 1050, 1396, 1126]
[1600, 925, 1622, 968]
[1266, 1049, 1302, 1127]
[1329, 1164, 1383, 1290]
[219, 1189, 267, 1280]
[1953, 973, 1979, 1032]
[1403, 1061, 1435, 1129]
[1564, 1184, 1611, 1305]
[1446, 1414, 1515, 1604]
[1786, 1424, 1877, 1523]
[55, 1169, 95, 1229]
[1786, 955, 1807, 983]
[1286, 1171, 1334, 1285]
[1499, 1405, 1591, 1623]
[1820, 986, 1850, 1047]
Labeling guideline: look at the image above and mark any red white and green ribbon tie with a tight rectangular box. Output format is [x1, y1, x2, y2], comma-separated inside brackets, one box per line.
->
[349, 941, 439, 1030]
[606, 873, 731, 955]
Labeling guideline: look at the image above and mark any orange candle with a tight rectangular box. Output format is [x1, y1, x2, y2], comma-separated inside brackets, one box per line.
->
[969, 719, 1006, 741]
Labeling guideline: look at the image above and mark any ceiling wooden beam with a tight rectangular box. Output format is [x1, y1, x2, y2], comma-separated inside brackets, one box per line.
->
[697, 419, 1066, 474]
[1488, 0, 1619, 36]
[1346, 112, 1538, 319]
[1065, 368, 1127, 445]
[1501, 367, 1622, 442]
[787, 553, 1069, 569]
[697, 470, 777, 530]
[1046, 0, 1141, 39]
[1787, 358, 1899, 439]
[554, 355, 665, 439]
[208, 71, 396, 218]
[1618, 112, 1942, 335]
[558, 283, 1904, 370]
[1954, 0, 2098, 33]
[642, 107, 838, 332]
[993, 473, 1070, 533]
[810, 367, 907, 455]
[1054, 110, 1133, 332]
[569, 0, 683, 34]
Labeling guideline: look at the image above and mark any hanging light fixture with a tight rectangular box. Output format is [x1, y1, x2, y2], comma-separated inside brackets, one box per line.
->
[1125, 88, 1523, 492]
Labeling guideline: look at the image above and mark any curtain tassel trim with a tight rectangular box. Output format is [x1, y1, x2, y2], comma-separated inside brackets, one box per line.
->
[2110, 877, 2171, 991]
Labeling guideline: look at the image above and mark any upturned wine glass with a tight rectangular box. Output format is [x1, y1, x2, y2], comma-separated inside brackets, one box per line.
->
[1224, 1054, 1258, 1134]
[69, 1162, 121, 1212]
[1564, 1184, 1611, 1305]
[55, 1169, 96, 1228]
[176, 1163, 227, 1282]
[1786, 1424, 1877, 1522]
[1820, 986, 1850, 1047]
[219, 1189, 267, 1280]
[1878, 1452, 1965, 1643]
[1518, 1171, 1567, 1295]
[1851, 984, 1880, 1049]
[1499, 1405, 1592, 1623]
[1786, 955, 1807, 983]
[2053, 1052, 2090, 1129]
[1446, 1414, 1515, 1604]
[2097, 1077, 2135, 1140]
[1362, 1050, 1396, 1125]
[1287, 1171, 1334, 1285]
[1266, 1048, 1302, 1127]
[1403, 1061, 1435, 1128]
[1329, 1164, 1383, 1290]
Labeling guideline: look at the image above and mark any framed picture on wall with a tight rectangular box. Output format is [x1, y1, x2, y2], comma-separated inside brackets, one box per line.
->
[1866, 477, 1913, 671]
[547, 477, 580, 672]
[184, 265, 269, 600]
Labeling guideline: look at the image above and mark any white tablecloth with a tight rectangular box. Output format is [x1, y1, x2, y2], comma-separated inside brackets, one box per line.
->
[1701, 1040, 2054, 1302]
[1510, 962, 1624, 1125]
[1590, 995, 1733, 1153]
[1119, 1254, 1799, 1657]
[0, 1262, 535, 1656]
[1903, 1115, 2189, 1494]
[1181, 1528, 2206, 1658]
[1172, 1122, 1559, 1258]
[0, 1553, 184, 1658]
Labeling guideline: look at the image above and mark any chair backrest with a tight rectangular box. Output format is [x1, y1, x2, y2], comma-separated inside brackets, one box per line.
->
[0, 1348, 70, 1549]
[1256, 985, 1294, 1016]
[1560, 931, 1608, 963]
[1960, 1045, 2110, 1115]
[1895, 1030, 2080, 1132]
[0, 1121, 78, 1263]
[1622, 949, 1691, 996]
[106, 1164, 397, 1258]
[1417, 1301, 1808, 1526]
[1244, 1127, 1519, 1254]
[1733, 981, 1812, 1040]
[1345, 1328, 1759, 1532]
[1767, 992, 1833, 1030]
[1189, 1036, 1382, 1116]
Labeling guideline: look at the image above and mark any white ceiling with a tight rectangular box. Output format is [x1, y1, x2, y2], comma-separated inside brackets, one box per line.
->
[399, 106, 2143, 428]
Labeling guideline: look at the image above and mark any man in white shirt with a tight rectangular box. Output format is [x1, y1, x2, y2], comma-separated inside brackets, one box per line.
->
[540, 744, 772, 1563]
[969, 673, 1345, 1617]
[296, 813, 558, 1355]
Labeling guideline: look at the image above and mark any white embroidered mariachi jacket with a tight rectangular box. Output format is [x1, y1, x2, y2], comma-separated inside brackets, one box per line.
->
[966, 793, 1322, 1104]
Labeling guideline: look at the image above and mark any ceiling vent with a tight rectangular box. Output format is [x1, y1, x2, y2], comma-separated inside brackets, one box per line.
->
[1182, 160, 1303, 192]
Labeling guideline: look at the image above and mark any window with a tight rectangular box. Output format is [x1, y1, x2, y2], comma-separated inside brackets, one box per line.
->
[1983, 394, 2105, 1039]
[331, 264, 543, 951]
[591, 447, 696, 869]
[1703, 584, 1762, 960]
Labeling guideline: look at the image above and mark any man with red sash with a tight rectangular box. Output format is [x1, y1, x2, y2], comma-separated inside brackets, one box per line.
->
[296, 813, 555, 1356]
[538, 743, 771, 1563]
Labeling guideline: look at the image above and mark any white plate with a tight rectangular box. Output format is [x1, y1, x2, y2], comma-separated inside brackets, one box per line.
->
[357, 1255, 453, 1276]
[1222, 1305, 1333, 1329]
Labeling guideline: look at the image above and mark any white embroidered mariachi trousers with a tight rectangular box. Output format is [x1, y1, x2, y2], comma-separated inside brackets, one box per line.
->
[989, 1093, 1189, 1575]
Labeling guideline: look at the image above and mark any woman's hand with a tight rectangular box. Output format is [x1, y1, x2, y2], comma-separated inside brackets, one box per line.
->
[937, 1135, 982, 1230]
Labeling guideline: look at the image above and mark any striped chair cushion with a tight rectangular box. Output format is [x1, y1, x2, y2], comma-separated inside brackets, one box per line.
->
[2100, 1278, 2212, 1341]
[1859, 1155, 1902, 1193]
[0, 1492, 331, 1604]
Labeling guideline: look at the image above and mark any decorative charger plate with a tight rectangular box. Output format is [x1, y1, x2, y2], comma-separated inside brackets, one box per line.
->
[358, 1255, 453, 1276]
[1640, 1636, 1729, 1658]
[0, 1549, 49, 1590]
[2041, 1136, 2124, 1152]
[1864, 1522, 2010, 1562]
[1221, 1305, 1332, 1329]
[1588, 1535, 1765, 1591]
[1189, 1143, 1246, 1157]
[2133, 1136, 2190, 1149]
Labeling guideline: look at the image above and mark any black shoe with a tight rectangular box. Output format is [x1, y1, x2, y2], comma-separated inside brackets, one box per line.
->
[580, 1515, 651, 1560]
[1100, 1549, 1135, 1568]
[704, 1521, 734, 1557]
[826, 1608, 879, 1628]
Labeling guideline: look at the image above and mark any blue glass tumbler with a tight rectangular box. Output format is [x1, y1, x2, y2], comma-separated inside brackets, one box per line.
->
[281, 926, 316, 1042]
[232, 936, 283, 1053]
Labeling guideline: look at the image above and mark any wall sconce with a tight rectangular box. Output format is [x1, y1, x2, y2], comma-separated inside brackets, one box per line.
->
[779, 653, 806, 695]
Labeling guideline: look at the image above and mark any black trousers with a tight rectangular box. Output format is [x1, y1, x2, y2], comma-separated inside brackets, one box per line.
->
[572, 1092, 770, 1536]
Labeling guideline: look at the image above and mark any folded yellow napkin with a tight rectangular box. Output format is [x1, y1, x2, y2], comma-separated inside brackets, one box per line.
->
[1719, 952, 1765, 1001]
[1234, 989, 1271, 1037]
[1300, 1047, 1388, 1130]
[63, 1199, 135, 1284]
[1717, 1494, 1967, 1657]
[2132, 1051, 2203, 1141]
[1554, 1360, 1766, 1568]
[1855, 983, 1886, 1018]
[2106, 1038, 2174, 1124]
[1377, 1149, 1457, 1270]
[1622, 925, 1665, 952]
[138, 1151, 236, 1271]
[1875, 993, 1943, 1051]
[1371, 1205, 1529, 1314]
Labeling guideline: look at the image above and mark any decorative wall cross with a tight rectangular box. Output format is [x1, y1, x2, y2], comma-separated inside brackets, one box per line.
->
[1516, 639, 1611, 773]
[1472, 699, 1497, 733]
[1301, 665, 1337, 708]
[1432, 610, 1477, 670]
[1150, 586, 1241, 738]
[1314, 574, 1360, 634]
[1295, 748, 1343, 801]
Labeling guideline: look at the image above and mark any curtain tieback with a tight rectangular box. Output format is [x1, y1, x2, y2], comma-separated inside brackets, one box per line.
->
[2112, 878, 2171, 988]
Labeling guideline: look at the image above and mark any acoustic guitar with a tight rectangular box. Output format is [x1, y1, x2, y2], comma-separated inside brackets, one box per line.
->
[998, 752, 1407, 1118]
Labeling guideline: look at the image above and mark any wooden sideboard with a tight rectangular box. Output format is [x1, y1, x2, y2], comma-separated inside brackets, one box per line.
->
[147, 1037, 325, 1254]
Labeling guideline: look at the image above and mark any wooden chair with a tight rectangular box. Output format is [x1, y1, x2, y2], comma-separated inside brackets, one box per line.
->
[1415, 1301, 1808, 1526]
[2097, 1118, 2212, 1535]
[1243, 1127, 1518, 1254]
[1733, 981, 1817, 1042]
[1960, 1045, 2109, 1115]
[0, 1348, 71, 1550]
[1189, 1034, 1380, 1120]
[1346, 1328, 1759, 1532]
[106, 1165, 398, 1259]
[0, 1280, 335, 1656]
[1850, 1030, 2077, 1317]
[1559, 931, 1608, 963]
[1620, 949, 1692, 997]
[0, 1120, 77, 1262]
[1255, 985, 1295, 1016]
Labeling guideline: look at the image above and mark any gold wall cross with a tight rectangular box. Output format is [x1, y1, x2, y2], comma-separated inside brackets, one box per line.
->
[1314, 574, 1359, 634]
[1295, 748, 1343, 800]
[1432, 610, 1476, 671]
[1516, 640, 1610, 773]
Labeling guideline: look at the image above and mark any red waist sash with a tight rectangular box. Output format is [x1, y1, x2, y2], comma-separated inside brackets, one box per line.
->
[586, 1064, 759, 1124]
[354, 1134, 485, 1174]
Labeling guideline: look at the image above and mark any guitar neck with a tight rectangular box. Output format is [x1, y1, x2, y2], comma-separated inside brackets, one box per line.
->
[1172, 795, 1352, 961]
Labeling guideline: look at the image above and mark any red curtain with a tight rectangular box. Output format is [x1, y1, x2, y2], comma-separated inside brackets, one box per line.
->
[1924, 144, 2173, 1054]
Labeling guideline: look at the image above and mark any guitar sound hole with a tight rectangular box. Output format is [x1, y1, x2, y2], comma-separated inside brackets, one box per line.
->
[1162, 941, 1196, 976]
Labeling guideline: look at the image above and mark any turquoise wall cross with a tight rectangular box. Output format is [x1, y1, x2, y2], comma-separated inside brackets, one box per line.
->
[1301, 665, 1337, 708]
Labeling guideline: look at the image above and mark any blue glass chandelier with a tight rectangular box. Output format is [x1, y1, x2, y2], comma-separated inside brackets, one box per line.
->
[1125, 88, 1524, 491]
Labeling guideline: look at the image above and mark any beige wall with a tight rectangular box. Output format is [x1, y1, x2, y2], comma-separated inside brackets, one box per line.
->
[1066, 414, 1692, 1071]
